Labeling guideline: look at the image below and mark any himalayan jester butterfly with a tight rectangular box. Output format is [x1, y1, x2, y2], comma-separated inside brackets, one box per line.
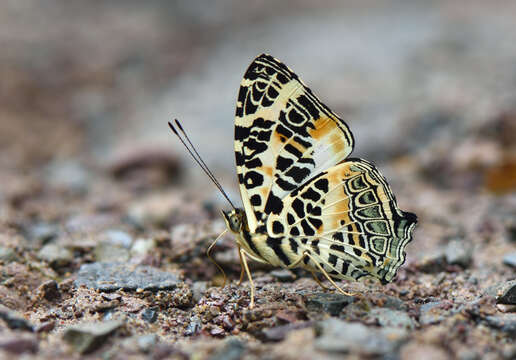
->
[170, 54, 417, 308]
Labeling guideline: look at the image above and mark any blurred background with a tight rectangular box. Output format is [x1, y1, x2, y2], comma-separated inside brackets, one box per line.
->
[1, 0, 515, 231]
[1, 2, 516, 357]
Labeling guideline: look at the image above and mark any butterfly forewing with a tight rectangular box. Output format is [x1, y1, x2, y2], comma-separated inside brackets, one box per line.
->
[234, 54, 354, 233]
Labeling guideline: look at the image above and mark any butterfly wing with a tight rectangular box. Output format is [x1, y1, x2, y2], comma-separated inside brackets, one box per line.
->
[266, 158, 417, 283]
[234, 54, 354, 232]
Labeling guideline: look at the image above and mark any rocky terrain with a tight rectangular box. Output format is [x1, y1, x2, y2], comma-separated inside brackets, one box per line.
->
[1, 1, 515, 359]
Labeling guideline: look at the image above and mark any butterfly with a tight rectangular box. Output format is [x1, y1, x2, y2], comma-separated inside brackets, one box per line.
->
[170, 54, 417, 308]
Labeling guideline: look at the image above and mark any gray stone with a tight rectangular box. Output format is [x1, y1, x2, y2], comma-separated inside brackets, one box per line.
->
[141, 308, 158, 323]
[94, 241, 130, 262]
[0, 305, 34, 332]
[27, 222, 58, 243]
[131, 238, 156, 256]
[94, 229, 133, 262]
[99, 230, 133, 248]
[484, 315, 516, 335]
[191, 281, 208, 303]
[419, 301, 452, 325]
[444, 239, 473, 268]
[75, 262, 180, 292]
[37, 243, 73, 268]
[270, 269, 296, 282]
[0, 246, 17, 262]
[185, 315, 202, 336]
[262, 321, 313, 342]
[208, 338, 245, 360]
[368, 308, 416, 329]
[305, 292, 355, 316]
[0, 334, 38, 354]
[416, 250, 447, 273]
[315, 318, 407, 355]
[37, 280, 60, 301]
[44, 160, 89, 193]
[136, 334, 158, 353]
[63, 320, 123, 354]
[496, 280, 516, 305]
[503, 252, 516, 268]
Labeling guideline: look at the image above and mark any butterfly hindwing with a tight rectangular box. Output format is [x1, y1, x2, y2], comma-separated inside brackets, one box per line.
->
[234, 54, 354, 232]
[266, 158, 417, 283]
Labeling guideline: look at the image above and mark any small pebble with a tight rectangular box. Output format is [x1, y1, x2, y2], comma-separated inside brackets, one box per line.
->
[305, 292, 355, 316]
[496, 280, 516, 305]
[37, 243, 73, 268]
[0, 305, 33, 332]
[141, 308, 158, 323]
[136, 334, 158, 353]
[185, 315, 202, 336]
[0, 246, 17, 262]
[26, 222, 58, 243]
[315, 318, 407, 355]
[368, 308, 416, 329]
[63, 320, 123, 354]
[444, 239, 473, 268]
[208, 337, 245, 360]
[0, 335, 38, 354]
[503, 252, 516, 268]
[75, 262, 180, 292]
[37, 280, 60, 301]
[270, 269, 296, 282]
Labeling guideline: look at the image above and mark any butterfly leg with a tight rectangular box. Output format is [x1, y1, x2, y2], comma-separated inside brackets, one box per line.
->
[239, 248, 256, 309]
[309, 271, 330, 291]
[237, 245, 246, 285]
[206, 229, 228, 287]
[302, 251, 355, 297]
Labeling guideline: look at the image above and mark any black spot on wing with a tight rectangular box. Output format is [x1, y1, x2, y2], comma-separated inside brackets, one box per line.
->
[244, 171, 264, 189]
[285, 166, 311, 183]
[301, 188, 320, 202]
[276, 156, 293, 172]
[245, 157, 262, 169]
[272, 221, 284, 234]
[330, 244, 344, 252]
[308, 217, 322, 230]
[244, 138, 267, 155]
[256, 130, 272, 142]
[289, 238, 299, 255]
[235, 151, 245, 166]
[300, 219, 315, 236]
[235, 125, 250, 141]
[276, 178, 297, 191]
[297, 94, 320, 119]
[314, 178, 329, 193]
[250, 194, 262, 206]
[328, 254, 338, 266]
[292, 199, 305, 218]
[264, 192, 283, 215]
[284, 144, 303, 159]
[276, 124, 293, 139]
[244, 95, 258, 115]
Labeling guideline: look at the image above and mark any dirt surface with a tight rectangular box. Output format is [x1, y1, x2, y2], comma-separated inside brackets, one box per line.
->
[1, 1, 515, 359]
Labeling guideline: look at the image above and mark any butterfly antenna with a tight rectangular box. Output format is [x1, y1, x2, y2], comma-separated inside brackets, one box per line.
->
[168, 120, 236, 209]
[173, 119, 226, 191]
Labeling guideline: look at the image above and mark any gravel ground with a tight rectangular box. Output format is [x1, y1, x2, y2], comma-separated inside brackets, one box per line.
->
[1, 1, 515, 359]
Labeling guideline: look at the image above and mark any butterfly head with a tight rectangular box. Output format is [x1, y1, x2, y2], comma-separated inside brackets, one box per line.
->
[222, 208, 246, 234]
